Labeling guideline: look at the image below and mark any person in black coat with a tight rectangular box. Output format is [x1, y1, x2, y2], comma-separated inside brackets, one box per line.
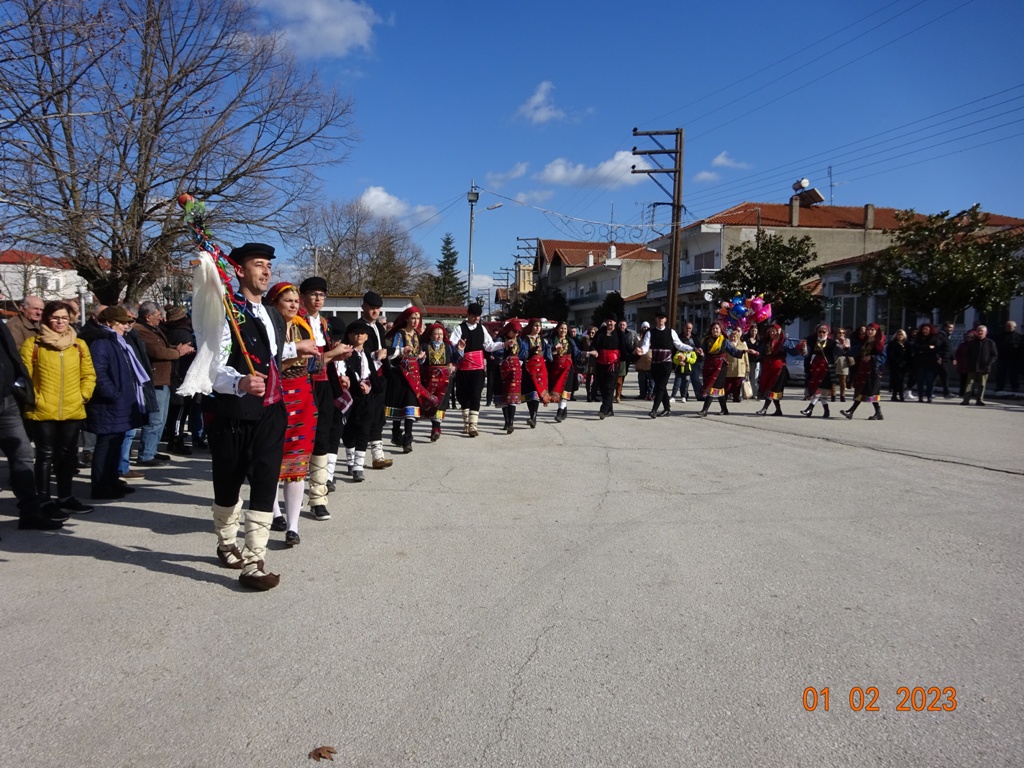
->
[586, 315, 632, 418]
[0, 320, 63, 530]
[961, 324, 999, 406]
[886, 330, 911, 402]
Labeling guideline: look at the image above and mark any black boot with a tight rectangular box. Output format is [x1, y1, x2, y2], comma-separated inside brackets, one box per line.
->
[697, 396, 712, 417]
[719, 397, 729, 415]
[755, 399, 769, 415]
[840, 402, 858, 419]
[772, 401, 783, 416]
[868, 403, 884, 421]
[402, 418, 414, 452]
[800, 403, 814, 417]
[822, 403, 831, 419]
[391, 421, 403, 446]
[527, 402, 538, 428]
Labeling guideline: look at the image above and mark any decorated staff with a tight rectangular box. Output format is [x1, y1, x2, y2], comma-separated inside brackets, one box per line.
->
[176, 196, 316, 591]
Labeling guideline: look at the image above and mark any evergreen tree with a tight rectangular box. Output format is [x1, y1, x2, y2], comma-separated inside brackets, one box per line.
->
[432, 233, 468, 305]
[591, 291, 625, 328]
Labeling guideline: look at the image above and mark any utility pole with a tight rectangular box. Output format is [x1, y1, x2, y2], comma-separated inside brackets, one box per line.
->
[632, 128, 684, 329]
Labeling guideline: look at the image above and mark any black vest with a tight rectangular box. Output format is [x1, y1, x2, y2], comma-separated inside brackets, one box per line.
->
[649, 327, 675, 364]
[213, 301, 286, 421]
[460, 322, 485, 352]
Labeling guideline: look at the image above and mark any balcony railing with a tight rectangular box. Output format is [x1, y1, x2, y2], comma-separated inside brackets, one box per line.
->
[647, 269, 719, 293]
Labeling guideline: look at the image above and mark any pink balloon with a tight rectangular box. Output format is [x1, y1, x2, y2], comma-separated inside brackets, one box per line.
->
[750, 297, 764, 313]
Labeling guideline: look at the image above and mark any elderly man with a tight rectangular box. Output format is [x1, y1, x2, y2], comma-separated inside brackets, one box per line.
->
[961, 324, 999, 406]
[133, 301, 193, 466]
[6, 295, 44, 349]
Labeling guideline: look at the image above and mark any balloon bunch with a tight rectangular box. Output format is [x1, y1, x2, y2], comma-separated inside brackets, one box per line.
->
[717, 294, 772, 332]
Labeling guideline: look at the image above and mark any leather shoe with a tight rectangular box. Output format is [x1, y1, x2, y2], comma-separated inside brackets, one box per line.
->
[239, 561, 280, 590]
[121, 469, 145, 479]
[371, 457, 393, 469]
[270, 515, 287, 532]
[284, 530, 300, 547]
[216, 545, 244, 569]
[136, 458, 166, 467]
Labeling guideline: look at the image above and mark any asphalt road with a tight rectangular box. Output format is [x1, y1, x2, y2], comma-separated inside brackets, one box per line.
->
[2, 385, 1022, 767]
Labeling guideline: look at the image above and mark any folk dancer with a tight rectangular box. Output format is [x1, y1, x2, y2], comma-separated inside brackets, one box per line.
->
[638, 311, 694, 418]
[422, 322, 459, 441]
[385, 307, 435, 453]
[547, 321, 579, 422]
[587, 315, 631, 419]
[800, 324, 840, 418]
[696, 321, 748, 417]
[521, 318, 551, 428]
[493, 319, 529, 433]
[450, 302, 505, 437]
[342, 320, 383, 482]
[752, 324, 804, 416]
[356, 291, 393, 469]
[841, 323, 888, 420]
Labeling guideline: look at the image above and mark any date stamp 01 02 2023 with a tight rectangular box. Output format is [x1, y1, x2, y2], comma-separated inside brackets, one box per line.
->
[803, 686, 958, 712]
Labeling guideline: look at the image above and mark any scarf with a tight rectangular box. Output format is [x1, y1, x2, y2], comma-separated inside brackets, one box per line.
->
[707, 335, 724, 355]
[38, 324, 77, 351]
[104, 327, 151, 411]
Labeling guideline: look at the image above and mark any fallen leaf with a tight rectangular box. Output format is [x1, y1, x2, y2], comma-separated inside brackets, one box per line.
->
[309, 746, 337, 762]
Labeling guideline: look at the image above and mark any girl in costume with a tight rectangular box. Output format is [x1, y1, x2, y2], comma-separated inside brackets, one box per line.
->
[841, 323, 888, 420]
[800, 323, 841, 418]
[521, 318, 551, 429]
[832, 327, 851, 402]
[696, 320, 747, 417]
[752, 323, 804, 416]
[547, 321, 578, 422]
[384, 307, 434, 453]
[421, 322, 460, 441]
[493, 319, 529, 433]
[266, 283, 316, 547]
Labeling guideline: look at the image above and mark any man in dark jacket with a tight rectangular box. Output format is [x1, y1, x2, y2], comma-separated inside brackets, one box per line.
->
[995, 320, 1021, 393]
[0, 320, 63, 530]
[961, 324, 999, 406]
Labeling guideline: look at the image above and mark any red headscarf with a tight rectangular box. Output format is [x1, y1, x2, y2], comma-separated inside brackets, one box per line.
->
[265, 282, 297, 306]
[866, 322, 886, 352]
[501, 319, 523, 337]
[385, 305, 423, 343]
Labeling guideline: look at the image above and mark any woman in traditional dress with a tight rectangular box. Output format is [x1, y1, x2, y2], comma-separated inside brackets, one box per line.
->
[832, 327, 851, 402]
[841, 323, 888, 420]
[493, 319, 529, 433]
[588, 315, 631, 419]
[752, 323, 804, 416]
[547, 321, 578, 422]
[521, 319, 551, 429]
[799, 323, 841, 418]
[385, 307, 434, 453]
[421, 322, 459, 441]
[266, 283, 316, 547]
[696, 320, 748, 417]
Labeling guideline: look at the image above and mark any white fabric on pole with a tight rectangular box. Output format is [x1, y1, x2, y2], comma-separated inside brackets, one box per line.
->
[177, 250, 228, 397]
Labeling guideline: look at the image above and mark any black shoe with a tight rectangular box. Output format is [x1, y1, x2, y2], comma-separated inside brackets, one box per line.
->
[800, 406, 813, 416]
[527, 416, 537, 428]
[169, 439, 192, 456]
[976, 401, 986, 406]
[42, 501, 70, 522]
[697, 410, 708, 418]
[91, 487, 126, 500]
[326, 479, 337, 493]
[193, 437, 209, 450]
[136, 457, 167, 467]
[154, 452, 170, 461]
[58, 497, 94, 515]
[660, 409, 671, 417]
[598, 412, 607, 420]
[840, 410, 853, 420]
[755, 407, 768, 416]
[270, 515, 287, 532]
[720, 406, 730, 415]
[285, 530, 300, 547]
[960, 400, 971, 406]
[649, 410, 658, 419]
[312, 505, 331, 521]
[18, 514, 64, 530]
[868, 412, 884, 420]
[352, 470, 365, 482]
[822, 406, 831, 419]
[403, 443, 413, 453]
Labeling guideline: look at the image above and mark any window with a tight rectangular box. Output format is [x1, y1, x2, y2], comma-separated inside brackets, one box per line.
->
[693, 250, 717, 271]
[35, 274, 48, 292]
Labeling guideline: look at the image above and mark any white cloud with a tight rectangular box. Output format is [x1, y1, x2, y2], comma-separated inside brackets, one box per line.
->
[486, 162, 529, 188]
[711, 151, 751, 170]
[469, 273, 494, 296]
[514, 190, 554, 205]
[359, 186, 435, 227]
[254, 0, 382, 59]
[536, 151, 649, 189]
[517, 81, 566, 125]
[694, 170, 720, 183]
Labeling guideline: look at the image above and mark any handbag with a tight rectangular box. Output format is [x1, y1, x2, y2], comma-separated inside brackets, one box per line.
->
[741, 379, 753, 399]
[11, 375, 36, 408]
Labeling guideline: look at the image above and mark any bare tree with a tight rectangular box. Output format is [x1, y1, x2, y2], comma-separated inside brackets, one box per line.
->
[0, 0, 356, 303]
[290, 200, 428, 295]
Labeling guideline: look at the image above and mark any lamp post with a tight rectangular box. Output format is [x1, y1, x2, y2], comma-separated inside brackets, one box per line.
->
[467, 181, 479, 303]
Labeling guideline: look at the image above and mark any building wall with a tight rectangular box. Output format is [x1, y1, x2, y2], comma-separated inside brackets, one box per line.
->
[0, 263, 89, 303]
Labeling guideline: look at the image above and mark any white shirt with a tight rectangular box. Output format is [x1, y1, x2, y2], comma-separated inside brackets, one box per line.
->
[639, 328, 694, 354]
[213, 301, 297, 396]
[449, 320, 504, 352]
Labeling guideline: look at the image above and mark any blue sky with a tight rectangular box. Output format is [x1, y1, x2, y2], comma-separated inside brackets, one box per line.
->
[255, 0, 1024, 300]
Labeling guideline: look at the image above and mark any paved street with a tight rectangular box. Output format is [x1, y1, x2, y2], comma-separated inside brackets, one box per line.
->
[2, 386, 1022, 767]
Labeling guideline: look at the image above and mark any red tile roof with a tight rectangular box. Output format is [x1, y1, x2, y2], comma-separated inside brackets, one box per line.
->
[0, 249, 74, 269]
[536, 240, 660, 267]
[421, 305, 465, 317]
[622, 290, 649, 302]
[687, 203, 1024, 232]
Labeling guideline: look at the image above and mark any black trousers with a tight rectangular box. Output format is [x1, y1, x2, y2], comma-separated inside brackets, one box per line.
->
[33, 419, 83, 500]
[456, 369, 486, 411]
[0, 394, 41, 516]
[597, 364, 617, 414]
[651, 362, 672, 412]
[92, 431, 124, 495]
[207, 402, 285, 513]
[342, 398, 373, 451]
[311, 379, 334, 456]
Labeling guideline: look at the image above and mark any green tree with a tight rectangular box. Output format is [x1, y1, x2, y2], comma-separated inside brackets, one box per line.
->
[432, 233, 468, 305]
[591, 291, 625, 328]
[857, 205, 1024, 319]
[713, 231, 822, 326]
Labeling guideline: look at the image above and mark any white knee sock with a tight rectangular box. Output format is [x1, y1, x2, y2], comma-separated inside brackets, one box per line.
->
[284, 480, 304, 533]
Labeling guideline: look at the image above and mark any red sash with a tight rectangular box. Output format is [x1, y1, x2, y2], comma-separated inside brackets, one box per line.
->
[524, 354, 550, 405]
[596, 349, 620, 366]
[399, 358, 438, 411]
[263, 359, 283, 406]
[548, 354, 573, 396]
[459, 349, 485, 371]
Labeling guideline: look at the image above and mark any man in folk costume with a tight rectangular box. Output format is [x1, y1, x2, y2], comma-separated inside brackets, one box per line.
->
[800, 324, 840, 418]
[587, 314, 632, 419]
[207, 243, 317, 590]
[638, 310, 695, 418]
[449, 302, 505, 437]
[356, 291, 393, 469]
[297, 276, 349, 520]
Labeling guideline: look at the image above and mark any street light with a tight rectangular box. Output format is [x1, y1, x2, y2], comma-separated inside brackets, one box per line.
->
[300, 244, 320, 277]
[467, 181, 503, 302]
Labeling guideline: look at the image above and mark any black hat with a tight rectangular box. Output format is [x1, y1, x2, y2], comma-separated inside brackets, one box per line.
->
[228, 242, 275, 262]
[299, 276, 328, 294]
[362, 290, 383, 308]
[603, 312, 617, 322]
[468, 302, 484, 316]
[345, 319, 372, 337]
[328, 315, 348, 337]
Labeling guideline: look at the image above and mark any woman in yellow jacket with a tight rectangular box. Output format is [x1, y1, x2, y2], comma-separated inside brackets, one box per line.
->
[20, 301, 97, 515]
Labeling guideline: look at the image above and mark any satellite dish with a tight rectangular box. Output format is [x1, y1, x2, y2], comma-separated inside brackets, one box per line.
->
[792, 178, 810, 191]
[703, 290, 714, 302]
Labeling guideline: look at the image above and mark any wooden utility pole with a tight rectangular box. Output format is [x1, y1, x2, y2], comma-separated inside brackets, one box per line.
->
[631, 128, 684, 329]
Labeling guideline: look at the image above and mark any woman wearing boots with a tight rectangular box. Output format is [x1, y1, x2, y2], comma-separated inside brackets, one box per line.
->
[385, 307, 432, 453]
[421, 322, 459, 441]
[493, 319, 529, 433]
[696, 320, 747, 417]
[800, 324, 840, 418]
[20, 301, 96, 515]
[886, 329, 911, 402]
[547, 321, 578, 422]
[521, 319, 550, 428]
[842, 323, 888, 420]
[265, 284, 317, 546]
[588, 315, 631, 419]
[752, 324, 803, 416]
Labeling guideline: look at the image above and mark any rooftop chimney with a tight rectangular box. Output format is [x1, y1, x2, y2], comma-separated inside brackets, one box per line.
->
[864, 204, 875, 230]
[587, 251, 594, 267]
[789, 196, 800, 227]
